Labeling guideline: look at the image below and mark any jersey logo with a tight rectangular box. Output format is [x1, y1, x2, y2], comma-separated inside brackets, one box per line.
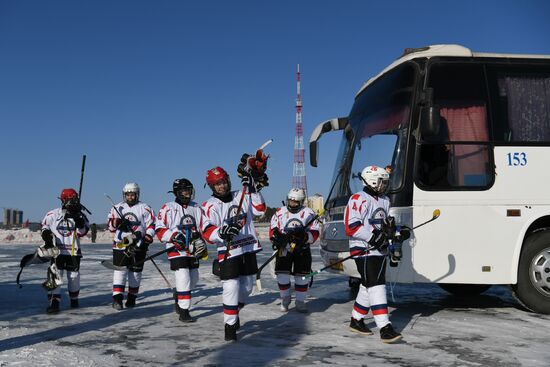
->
[225, 204, 245, 224]
[178, 214, 197, 231]
[284, 218, 304, 234]
[56, 220, 75, 236]
[368, 207, 387, 230]
[122, 212, 140, 230]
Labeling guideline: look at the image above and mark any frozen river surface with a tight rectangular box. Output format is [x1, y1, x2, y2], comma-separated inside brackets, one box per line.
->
[1, 242, 549, 366]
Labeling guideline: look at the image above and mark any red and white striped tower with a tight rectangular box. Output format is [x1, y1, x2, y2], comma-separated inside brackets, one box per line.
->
[292, 64, 308, 195]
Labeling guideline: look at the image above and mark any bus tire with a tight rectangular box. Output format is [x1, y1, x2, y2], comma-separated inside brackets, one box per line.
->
[438, 283, 491, 296]
[512, 231, 550, 314]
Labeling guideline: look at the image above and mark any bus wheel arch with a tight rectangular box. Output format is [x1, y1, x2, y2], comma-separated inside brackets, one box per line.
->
[512, 230, 550, 314]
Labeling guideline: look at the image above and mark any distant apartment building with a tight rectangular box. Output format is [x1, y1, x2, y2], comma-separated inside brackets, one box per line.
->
[3, 208, 24, 227]
[307, 194, 324, 215]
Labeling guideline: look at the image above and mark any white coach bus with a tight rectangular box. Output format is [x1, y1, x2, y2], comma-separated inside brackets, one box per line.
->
[310, 45, 550, 314]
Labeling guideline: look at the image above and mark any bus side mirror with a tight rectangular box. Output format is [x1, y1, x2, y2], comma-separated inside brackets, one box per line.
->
[309, 117, 348, 167]
[419, 106, 441, 141]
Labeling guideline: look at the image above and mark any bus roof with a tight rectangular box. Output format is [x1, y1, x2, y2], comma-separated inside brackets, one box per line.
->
[357, 44, 550, 96]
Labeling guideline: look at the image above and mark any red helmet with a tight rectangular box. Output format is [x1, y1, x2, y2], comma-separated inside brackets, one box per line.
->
[206, 166, 229, 186]
[60, 188, 78, 202]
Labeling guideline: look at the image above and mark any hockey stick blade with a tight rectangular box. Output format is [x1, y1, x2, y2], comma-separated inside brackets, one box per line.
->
[255, 251, 278, 291]
[412, 209, 441, 230]
[259, 139, 273, 150]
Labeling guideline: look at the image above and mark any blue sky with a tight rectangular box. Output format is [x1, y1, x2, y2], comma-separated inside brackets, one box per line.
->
[1, 0, 549, 223]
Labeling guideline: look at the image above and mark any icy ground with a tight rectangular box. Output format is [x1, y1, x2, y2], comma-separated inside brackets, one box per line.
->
[1, 237, 550, 366]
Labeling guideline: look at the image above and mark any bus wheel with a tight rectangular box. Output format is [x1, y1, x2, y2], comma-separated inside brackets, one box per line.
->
[438, 284, 491, 296]
[512, 231, 550, 314]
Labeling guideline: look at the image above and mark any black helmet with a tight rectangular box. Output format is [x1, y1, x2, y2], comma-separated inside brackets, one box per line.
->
[171, 178, 194, 205]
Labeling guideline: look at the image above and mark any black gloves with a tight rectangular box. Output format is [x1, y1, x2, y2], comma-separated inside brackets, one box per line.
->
[271, 228, 288, 250]
[190, 238, 207, 258]
[171, 232, 186, 251]
[237, 153, 269, 192]
[190, 231, 201, 241]
[65, 210, 86, 228]
[114, 217, 132, 232]
[368, 228, 387, 250]
[382, 216, 396, 238]
[124, 244, 137, 257]
[288, 228, 308, 246]
[395, 227, 411, 242]
[143, 234, 154, 245]
[219, 222, 242, 241]
[41, 229, 54, 248]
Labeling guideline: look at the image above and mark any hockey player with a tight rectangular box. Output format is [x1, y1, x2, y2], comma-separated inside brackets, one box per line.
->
[202, 162, 267, 342]
[107, 183, 155, 310]
[40, 188, 90, 313]
[344, 165, 402, 343]
[270, 188, 319, 313]
[155, 178, 207, 322]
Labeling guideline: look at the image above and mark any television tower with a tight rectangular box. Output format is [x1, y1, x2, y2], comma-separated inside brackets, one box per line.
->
[292, 64, 308, 195]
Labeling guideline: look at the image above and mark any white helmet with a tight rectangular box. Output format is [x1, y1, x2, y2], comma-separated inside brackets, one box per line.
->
[287, 188, 306, 213]
[360, 165, 389, 194]
[122, 182, 140, 205]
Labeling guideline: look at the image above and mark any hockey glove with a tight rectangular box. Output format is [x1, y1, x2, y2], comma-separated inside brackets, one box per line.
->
[219, 222, 242, 241]
[368, 228, 387, 250]
[124, 244, 137, 257]
[382, 216, 396, 239]
[271, 228, 288, 250]
[190, 238, 207, 258]
[143, 234, 154, 245]
[240, 174, 253, 189]
[41, 229, 55, 248]
[170, 232, 187, 251]
[190, 231, 201, 241]
[395, 227, 411, 242]
[290, 231, 308, 247]
[113, 217, 132, 232]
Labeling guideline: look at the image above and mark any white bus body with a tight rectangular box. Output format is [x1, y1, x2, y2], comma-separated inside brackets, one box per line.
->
[311, 45, 550, 313]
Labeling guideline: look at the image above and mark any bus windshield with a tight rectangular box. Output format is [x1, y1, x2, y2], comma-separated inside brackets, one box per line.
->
[326, 64, 415, 209]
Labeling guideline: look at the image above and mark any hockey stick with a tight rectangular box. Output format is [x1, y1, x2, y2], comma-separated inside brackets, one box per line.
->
[303, 209, 441, 279]
[16, 251, 50, 287]
[411, 209, 440, 230]
[256, 214, 319, 291]
[76, 155, 91, 215]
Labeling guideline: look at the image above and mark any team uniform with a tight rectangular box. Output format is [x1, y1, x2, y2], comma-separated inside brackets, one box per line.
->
[156, 201, 204, 315]
[344, 165, 402, 343]
[202, 189, 266, 322]
[107, 200, 155, 308]
[270, 204, 319, 312]
[202, 164, 268, 341]
[41, 189, 90, 313]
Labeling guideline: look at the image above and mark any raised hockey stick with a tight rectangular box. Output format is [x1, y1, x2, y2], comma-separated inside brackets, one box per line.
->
[256, 214, 319, 291]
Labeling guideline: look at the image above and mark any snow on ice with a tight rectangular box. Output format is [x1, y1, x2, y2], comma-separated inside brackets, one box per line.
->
[1, 227, 550, 366]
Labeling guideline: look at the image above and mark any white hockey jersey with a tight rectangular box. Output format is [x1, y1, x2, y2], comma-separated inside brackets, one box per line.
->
[202, 190, 266, 263]
[107, 202, 156, 251]
[41, 208, 90, 257]
[344, 190, 390, 258]
[155, 201, 204, 260]
[269, 206, 320, 250]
